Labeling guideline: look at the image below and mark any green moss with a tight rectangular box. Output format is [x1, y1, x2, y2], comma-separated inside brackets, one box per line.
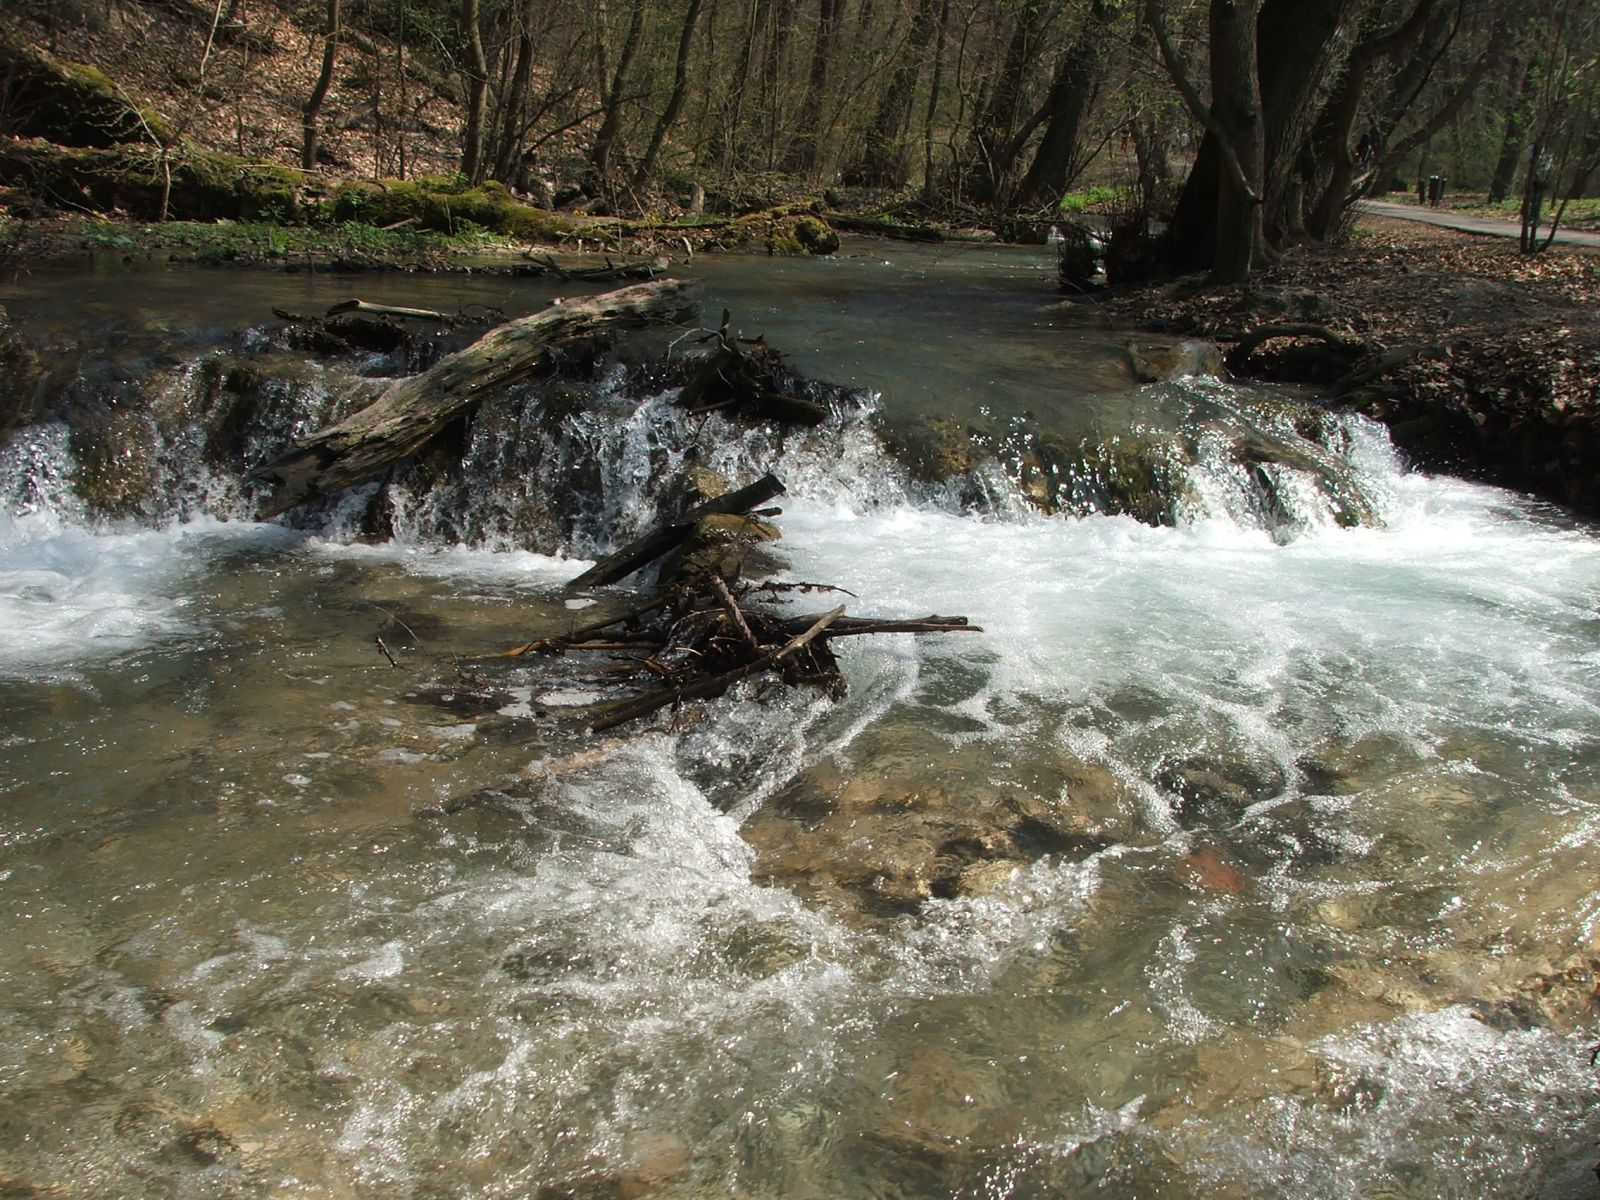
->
[0, 31, 166, 146]
[327, 178, 574, 240]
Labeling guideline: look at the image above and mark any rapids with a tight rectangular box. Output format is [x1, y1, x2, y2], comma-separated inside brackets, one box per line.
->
[1, 243, 1598, 1198]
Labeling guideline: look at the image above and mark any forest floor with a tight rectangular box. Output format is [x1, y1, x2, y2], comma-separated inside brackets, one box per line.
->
[1099, 215, 1600, 516]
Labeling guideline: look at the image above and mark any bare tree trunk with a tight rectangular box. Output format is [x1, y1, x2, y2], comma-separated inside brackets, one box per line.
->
[1488, 55, 1534, 202]
[1014, 0, 1117, 209]
[785, 0, 842, 173]
[1207, 0, 1265, 283]
[460, 0, 489, 182]
[301, 0, 341, 170]
[632, 0, 705, 190]
[492, 2, 537, 182]
[920, 0, 951, 199]
[1305, 0, 1436, 241]
[849, 0, 940, 186]
[591, 0, 646, 184]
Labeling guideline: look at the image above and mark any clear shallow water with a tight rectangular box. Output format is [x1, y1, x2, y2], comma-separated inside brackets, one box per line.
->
[2, 255, 1600, 1198]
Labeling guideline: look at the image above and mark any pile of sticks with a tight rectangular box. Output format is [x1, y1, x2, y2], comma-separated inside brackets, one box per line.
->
[501, 570, 977, 734]
[490, 471, 979, 733]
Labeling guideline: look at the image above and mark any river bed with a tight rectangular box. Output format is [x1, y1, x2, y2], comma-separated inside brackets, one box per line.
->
[1, 244, 1599, 1198]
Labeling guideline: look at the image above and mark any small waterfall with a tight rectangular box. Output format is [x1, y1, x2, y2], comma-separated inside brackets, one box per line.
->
[0, 328, 1402, 554]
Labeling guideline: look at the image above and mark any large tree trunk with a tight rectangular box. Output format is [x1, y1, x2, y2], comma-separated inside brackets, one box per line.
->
[1160, 0, 1353, 274]
[300, 0, 341, 170]
[848, 0, 939, 187]
[251, 281, 702, 518]
[1014, 0, 1117, 209]
[1206, 0, 1265, 283]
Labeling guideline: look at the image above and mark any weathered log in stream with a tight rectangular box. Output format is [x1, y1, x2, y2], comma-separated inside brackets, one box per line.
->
[250, 279, 701, 517]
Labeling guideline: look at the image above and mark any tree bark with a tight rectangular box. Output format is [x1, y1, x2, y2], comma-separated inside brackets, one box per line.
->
[1305, 0, 1437, 241]
[848, 0, 939, 186]
[1487, 55, 1534, 203]
[252, 281, 702, 518]
[785, 0, 842, 172]
[591, 0, 646, 184]
[632, 0, 705, 190]
[300, 0, 341, 170]
[1015, 0, 1118, 209]
[460, 0, 489, 182]
[1205, 0, 1265, 283]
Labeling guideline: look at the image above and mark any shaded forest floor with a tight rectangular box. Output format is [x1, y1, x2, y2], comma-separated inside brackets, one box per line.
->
[1101, 216, 1600, 516]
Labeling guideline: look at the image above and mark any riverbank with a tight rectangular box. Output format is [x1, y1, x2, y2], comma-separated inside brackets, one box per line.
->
[1099, 216, 1600, 517]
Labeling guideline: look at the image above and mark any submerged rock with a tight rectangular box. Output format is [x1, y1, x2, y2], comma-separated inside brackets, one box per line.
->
[1126, 337, 1225, 383]
[744, 726, 1136, 922]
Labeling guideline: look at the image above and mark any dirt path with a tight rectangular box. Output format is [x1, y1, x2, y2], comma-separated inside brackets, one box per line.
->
[1357, 199, 1600, 249]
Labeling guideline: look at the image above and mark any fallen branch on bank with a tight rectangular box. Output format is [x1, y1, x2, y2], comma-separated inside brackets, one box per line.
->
[250, 278, 700, 517]
[515, 254, 669, 283]
[1224, 323, 1364, 373]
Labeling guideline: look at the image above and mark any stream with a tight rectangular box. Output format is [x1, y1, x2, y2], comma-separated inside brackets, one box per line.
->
[2, 241, 1599, 1198]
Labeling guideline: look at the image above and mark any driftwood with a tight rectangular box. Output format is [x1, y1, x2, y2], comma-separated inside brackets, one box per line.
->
[677, 312, 829, 426]
[568, 473, 786, 589]
[325, 299, 449, 321]
[486, 564, 979, 733]
[251, 279, 700, 517]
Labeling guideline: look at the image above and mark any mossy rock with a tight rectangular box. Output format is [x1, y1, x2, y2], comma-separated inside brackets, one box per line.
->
[712, 202, 837, 255]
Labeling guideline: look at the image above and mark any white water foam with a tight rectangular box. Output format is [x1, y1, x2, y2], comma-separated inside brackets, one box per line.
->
[0, 425, 300, 670]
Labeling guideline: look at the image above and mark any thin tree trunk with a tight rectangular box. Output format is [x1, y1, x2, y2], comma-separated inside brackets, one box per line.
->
[920, 0, 950, 198]
[1305, 0, 1436, 241]
[460, 0, 489, 182]
[850, 0, 939, 186]
[785, 0, 842, 173]
[591, 0, 646, 184]
[632, 0, 705, 189]
[301, 0, 341, 170]
[1488, 55, 1534, 203]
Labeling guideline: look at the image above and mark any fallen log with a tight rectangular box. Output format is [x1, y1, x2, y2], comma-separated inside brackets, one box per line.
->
[820, 211, 945, 243]
[1224, 323, 1363, 373]
[567, 473, 786, 589]
[250, 279, 701, 517]
[516, 254, 670, 283]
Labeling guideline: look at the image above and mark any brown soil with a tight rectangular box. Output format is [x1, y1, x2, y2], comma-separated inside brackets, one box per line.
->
[1102, 217, 1600, 516]
[5, 0, 463, 179]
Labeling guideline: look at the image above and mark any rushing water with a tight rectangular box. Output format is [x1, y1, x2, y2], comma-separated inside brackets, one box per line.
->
[2, 245, 1600, 1198]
